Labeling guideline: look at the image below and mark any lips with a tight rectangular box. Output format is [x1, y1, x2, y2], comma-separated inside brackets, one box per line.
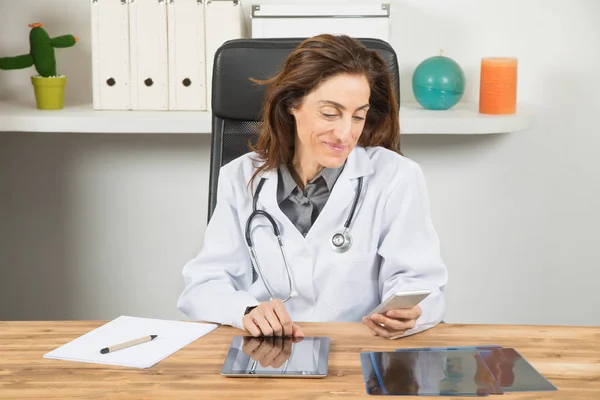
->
[324, 142, 347, 152]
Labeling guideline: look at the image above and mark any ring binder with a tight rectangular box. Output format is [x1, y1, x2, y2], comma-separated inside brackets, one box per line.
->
[91, 0, 245, 111]
[167, 0, 207, 110]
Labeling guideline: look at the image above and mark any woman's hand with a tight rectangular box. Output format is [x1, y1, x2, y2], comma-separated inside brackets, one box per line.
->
[242, 299, 305, 337]
[242, 336, 304, 368]
[362, 305, 422, 339]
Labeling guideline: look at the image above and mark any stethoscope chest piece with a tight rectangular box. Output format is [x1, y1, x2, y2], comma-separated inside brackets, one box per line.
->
[331, 229, 352, 253]
[247, 175, 363, 297]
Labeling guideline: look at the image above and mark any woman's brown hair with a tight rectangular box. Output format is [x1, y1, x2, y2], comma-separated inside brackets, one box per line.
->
[249, 34, 401, 188]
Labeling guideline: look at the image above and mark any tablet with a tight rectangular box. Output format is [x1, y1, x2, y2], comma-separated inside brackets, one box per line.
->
[221, 336, 330, 378]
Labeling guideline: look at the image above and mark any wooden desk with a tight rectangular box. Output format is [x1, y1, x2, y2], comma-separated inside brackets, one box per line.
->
[1, 321, 599, 399]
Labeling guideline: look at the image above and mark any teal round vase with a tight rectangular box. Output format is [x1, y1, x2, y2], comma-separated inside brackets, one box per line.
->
[412, 55, 466, 110]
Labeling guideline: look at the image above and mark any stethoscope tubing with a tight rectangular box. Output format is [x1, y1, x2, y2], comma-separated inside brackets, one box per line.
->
[244, 173, 362, 302]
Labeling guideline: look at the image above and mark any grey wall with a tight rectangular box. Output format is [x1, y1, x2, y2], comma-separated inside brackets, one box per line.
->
[1, 0, 599, 326]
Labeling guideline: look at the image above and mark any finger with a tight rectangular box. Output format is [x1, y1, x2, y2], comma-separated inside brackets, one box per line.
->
[242, 337, 262, 355]
[264, 310, 283, 336]
[271, 338, 293, 368]
[272, 300, 293, 336]
[292, 334, 305, 343]
[271, 350, 290, 368]
[362, 316, 395, 338]
[253, 338, 276, 367]
[291, 323, 305, 338]
[253, 313, 274, 336]
[242, 315, 262, 337]
[385, 305, 422, 320]
[362, 316, 381, 336]
[262, 337, 284, 367]
[371, 313, 416, 331]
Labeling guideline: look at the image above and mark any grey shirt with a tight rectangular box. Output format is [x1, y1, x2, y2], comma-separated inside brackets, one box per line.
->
[277, 164, 344, 236]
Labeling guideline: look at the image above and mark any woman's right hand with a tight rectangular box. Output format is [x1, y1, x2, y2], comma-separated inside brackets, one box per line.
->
[242, 299, 305, 337]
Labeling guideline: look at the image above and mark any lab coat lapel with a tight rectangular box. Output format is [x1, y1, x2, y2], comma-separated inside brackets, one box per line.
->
[252, 168, 304, 242]
[310, 146, 374, 235]
[254, 168, 278, 211]
[247, 167, 302, 298]
[252, 147, 375, 239]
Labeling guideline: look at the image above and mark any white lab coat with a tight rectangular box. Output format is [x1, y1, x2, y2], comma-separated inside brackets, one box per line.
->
[177, 145, 448, 337]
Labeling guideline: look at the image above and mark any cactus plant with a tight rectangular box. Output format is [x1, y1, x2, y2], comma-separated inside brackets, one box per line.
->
[0, 23, 77, 109]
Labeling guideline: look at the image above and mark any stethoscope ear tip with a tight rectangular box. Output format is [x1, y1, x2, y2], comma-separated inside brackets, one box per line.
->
[290, 291, 298, 297]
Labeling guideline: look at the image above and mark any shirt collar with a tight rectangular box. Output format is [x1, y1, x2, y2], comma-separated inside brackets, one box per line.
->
[319, 164, 345, 191]
[278, 164, 298, 201]
[278, 162, 345, 201]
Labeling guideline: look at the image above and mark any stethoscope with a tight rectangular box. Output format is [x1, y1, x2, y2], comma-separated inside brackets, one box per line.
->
[244, 175, 363, 303]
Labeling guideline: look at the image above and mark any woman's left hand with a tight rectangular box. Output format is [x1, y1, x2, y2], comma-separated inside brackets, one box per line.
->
[362, 305, 421, 339]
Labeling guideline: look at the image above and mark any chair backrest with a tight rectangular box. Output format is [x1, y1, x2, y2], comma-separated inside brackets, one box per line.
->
[208, 37, 400, 222]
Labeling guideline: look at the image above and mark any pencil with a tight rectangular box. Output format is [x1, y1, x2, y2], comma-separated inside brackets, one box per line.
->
[100, 334, 158, 354]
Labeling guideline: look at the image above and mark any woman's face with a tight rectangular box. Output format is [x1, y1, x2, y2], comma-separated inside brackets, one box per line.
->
[289, 73, 370, 170]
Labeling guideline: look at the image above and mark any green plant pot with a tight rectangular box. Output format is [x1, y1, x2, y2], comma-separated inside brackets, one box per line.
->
[31, 75, 66, 110]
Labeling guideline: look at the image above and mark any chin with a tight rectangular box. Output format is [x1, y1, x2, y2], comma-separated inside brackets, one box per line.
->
[316, 142, 355, 168]
[318, 153, 349, 169]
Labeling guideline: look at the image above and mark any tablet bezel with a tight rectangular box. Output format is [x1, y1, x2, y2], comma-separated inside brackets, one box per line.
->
[220, 336, 330, 378]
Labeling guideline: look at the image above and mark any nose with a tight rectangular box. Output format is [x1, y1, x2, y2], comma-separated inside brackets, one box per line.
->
[333, 116, 354, 141]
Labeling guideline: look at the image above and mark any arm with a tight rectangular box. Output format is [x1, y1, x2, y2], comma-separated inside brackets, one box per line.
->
[50, 35, 77, 48]
[376, 160, 448, 337]
[177, 166, 259, 330]
[0, 54, 34, 70]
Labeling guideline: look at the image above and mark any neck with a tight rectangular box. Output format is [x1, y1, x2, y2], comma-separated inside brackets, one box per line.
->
[291, 153, 323, 191]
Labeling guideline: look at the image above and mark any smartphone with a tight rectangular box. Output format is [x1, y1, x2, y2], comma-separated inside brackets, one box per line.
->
[367, 289, 431, 317]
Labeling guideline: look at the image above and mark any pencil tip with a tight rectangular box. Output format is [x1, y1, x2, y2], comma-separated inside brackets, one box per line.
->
[151, 335, 158, 339]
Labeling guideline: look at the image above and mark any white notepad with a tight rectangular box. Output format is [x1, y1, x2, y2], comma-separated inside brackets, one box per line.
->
[44, 315, 218, 369]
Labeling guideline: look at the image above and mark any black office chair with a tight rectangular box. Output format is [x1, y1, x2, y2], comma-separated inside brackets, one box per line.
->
[207, 37, 400, 222]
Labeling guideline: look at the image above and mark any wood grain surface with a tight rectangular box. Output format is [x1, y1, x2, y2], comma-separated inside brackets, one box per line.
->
[1, 321, 599, 399]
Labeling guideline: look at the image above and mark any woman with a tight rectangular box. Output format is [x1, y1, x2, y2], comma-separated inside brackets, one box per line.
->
[177, 34, 448, 340]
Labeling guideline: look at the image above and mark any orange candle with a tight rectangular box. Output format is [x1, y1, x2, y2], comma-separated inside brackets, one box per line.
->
[479, 57, 518, 114]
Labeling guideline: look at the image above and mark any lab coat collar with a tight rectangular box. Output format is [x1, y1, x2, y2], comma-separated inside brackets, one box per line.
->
[342, 145, 374, 180]
[255, 145, 374, 182]
[251, 146, 374, 238]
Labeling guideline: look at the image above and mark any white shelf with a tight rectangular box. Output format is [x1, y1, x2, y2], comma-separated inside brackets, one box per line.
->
[400, 102, 535, 135]
[0, 100, 534, 135]
[0, 101, 212, 134]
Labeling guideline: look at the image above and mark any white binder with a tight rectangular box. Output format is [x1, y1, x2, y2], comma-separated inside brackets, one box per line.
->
[251, 3, 391, 42]
[167, 0, 207, 110]
[204, 0, 245, 111]
[91, 0, 131, 110]
[129, 0, 169, 110]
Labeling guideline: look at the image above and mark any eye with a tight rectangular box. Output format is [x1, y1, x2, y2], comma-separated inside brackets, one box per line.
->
[352, 116, 365, 121]
[322, 112, 338, 119]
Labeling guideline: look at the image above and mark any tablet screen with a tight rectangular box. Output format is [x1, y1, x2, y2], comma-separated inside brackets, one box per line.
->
[221, 336, 330, 377]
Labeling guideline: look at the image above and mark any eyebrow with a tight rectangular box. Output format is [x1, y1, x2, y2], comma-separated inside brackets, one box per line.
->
[318, 100, 370, 111]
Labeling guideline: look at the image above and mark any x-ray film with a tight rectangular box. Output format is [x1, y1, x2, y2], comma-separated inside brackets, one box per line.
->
[361, 350, 503, 396]
[477, 348, 557, 392]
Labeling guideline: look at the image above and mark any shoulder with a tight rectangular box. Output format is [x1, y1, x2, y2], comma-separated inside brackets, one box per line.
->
[362, 146, 432, 209]
[362, 146, 426, 186]
[218, 151, 266, 190]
